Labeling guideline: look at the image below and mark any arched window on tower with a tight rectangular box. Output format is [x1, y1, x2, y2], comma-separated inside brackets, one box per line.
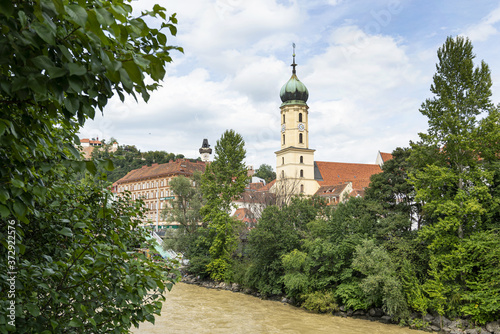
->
[282, 157, 284, 165]
[300, 156, 303, 164]
[299, 113, 302, 122]
[281, 170, 285, 179]
[283, 114, 285, 123]
[300, 169, 304, 178]
[300, 184, 304, 193]
[283, 134, 285, 145]
[299, 133, 303, 144]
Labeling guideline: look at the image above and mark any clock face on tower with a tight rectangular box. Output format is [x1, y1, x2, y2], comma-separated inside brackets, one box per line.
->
[298, 123, 305, 131]
[281, 124, 286, 133]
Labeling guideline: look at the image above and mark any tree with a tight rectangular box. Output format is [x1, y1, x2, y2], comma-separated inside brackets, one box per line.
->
[0, 0, 181, 332]
[366, 147, 423, 231]
[200, 130, 248, 280]
[411, 36, 499, 245]
[162, 172, 204, 233]
[254, 163, 276, 184]
[409, 36, 500, 319]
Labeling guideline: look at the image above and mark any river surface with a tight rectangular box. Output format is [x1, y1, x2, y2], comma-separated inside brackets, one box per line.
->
[133, 283, 432, 334]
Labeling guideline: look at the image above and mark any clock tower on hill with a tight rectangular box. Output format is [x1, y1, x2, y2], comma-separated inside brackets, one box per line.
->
[275, 48, 318, 201]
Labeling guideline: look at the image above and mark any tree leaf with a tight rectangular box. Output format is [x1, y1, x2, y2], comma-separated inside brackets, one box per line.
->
[32, 21, 56, 45]
[57, 227, 73, 237]
[26, 303, 40, 317]
[67, 63, 87, 76]
[66, 4, 88, 27]
[31, 56, 55, 70]
[68, 318, 83, 327]
[47, 66, 68, 79]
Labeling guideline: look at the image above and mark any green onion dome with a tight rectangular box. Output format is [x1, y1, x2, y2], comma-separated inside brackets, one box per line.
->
[280, 72, 309, 104]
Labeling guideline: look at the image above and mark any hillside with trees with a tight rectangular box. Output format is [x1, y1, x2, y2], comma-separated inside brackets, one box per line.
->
[89, 141, 195, 183]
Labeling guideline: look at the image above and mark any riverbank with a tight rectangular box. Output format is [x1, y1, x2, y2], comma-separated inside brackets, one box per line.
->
[181, 275, 500, 334]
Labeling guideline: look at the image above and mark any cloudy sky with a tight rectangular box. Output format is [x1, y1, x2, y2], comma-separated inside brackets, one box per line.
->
[79, 0, 500, 169]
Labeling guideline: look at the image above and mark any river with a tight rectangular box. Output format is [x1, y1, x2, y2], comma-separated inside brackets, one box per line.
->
[132, 283, 432, 334]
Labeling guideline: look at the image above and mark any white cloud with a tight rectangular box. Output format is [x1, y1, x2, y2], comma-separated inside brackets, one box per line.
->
[79, 0, 500, 170]
[463, 4, 500, 42]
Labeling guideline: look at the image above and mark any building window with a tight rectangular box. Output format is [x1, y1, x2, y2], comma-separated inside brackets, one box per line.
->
[281, 170, 285, 178]
[283, 114, 285, 123]
[300, 156, 303, 164]
[282, 157, 284, 165]
[300, 169, 304, 178]
[300, 184, 304, 193]
[282, 134, 285, 145]
[299, 113, 302, 122]
[299, 133, 303, 144]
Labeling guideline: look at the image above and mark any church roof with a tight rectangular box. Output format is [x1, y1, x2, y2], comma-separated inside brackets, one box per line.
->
[315, 183, 350, 197]
[314, 161, 382, 190]
[379, 152, 393, 163]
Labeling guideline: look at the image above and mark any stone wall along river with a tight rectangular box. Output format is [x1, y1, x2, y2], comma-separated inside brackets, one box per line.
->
[133, 283, 433, 334]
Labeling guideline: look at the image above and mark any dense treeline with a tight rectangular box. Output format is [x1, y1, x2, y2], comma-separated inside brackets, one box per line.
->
[168, 36, 500, 327]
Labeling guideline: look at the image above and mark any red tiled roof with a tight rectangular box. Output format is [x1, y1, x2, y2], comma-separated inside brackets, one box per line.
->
[232, 207, 256, 224]
[115, 159, 206, 184]
[380, 152, 393, 163]
[246, 182, 266, 191]
[315, 161, 382, 190]
[80, 138, 102, 145]
[315, 183, 350, 197]
[259, 179, 276, 192]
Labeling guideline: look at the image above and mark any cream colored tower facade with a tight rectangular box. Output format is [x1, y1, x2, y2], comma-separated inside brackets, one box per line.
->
[274, 54, 319, 201]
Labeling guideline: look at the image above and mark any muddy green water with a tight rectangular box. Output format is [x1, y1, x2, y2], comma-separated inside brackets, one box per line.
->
[133, 283, 431, 334]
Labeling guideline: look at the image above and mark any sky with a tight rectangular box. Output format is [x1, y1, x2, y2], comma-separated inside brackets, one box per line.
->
[79, 0, 500, 170]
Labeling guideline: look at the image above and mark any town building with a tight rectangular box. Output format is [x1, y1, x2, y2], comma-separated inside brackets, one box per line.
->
[271, 52, 391, 203]
[114, 158, 206, 229]
[78, 137, 118, 159]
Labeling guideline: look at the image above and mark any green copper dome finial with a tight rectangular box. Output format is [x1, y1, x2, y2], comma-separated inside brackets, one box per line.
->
[280, 43, 308, 105]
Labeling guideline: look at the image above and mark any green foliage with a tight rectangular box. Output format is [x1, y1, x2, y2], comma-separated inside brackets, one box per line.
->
[400, 258, 430, 320]
[410, 36, 499, 247]
[334, 282, 368, 311]
[162, 172, 204, 233]
[282, 249, 310, 300]
[246, 200, 309, 296]
[200, 130, 248, 280]
[301, 291, 339, 313]
[0, 0, 181, 332]
[254, 164, 276, 184]
[0, 172, 180, 332]
[352, 239, 409, 321]
[457, 230, 500, 324]
[366, 147, 422, 231]
[163, 226, 212, 279]
[405, 36, 500, 323]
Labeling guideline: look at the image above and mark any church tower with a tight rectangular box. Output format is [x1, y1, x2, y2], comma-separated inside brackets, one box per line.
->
[275, 46, 318, 200]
